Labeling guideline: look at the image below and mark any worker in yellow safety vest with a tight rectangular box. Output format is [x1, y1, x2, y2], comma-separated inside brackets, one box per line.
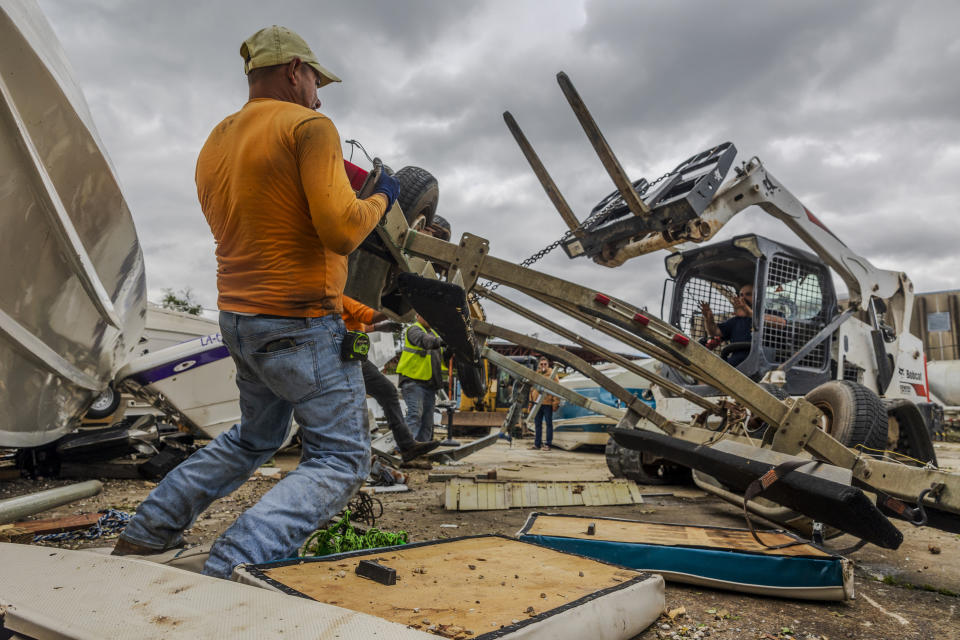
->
[397, 314, 445, 442]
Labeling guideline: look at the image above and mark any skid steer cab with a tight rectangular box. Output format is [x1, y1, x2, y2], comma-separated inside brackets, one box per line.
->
[662, 234, 837, 397]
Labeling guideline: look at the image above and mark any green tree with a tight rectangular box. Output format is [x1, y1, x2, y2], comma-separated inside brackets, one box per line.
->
[160, 287, 203, 316]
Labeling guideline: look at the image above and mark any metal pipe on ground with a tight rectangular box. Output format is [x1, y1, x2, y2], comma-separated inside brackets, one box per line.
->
[0, 480, 103, 524]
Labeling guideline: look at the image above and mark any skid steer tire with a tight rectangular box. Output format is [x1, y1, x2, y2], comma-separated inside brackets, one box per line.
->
[605, 437, 690, 485]
[805, 380, 887, 452]
[395, 166, 438, 231]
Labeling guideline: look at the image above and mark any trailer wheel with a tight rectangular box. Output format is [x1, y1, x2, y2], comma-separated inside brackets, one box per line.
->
[804, 380, 887, 451]
[395, 166, 438, 231]
[605, 437, 690, 485]
[85, 384, 121, 419]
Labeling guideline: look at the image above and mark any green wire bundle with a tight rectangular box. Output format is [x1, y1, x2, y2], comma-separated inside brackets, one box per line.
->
[301, 509, 409, 557]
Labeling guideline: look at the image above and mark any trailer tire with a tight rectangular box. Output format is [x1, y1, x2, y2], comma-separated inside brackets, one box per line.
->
[804, 380, 887, 452]
[456, 356, 487, 400]
[85, 384, 121, 419]
[395, 166, 438, 231]
[605, 437, 690, 485]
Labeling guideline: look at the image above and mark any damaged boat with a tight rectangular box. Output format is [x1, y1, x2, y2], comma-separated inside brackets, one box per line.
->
[0, 0, 146, 447]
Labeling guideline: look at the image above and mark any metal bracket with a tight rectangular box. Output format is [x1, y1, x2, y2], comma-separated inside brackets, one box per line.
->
[769, 397, 821, 455]
[375, 204, 416, 270]
[447, 233, 489, 291]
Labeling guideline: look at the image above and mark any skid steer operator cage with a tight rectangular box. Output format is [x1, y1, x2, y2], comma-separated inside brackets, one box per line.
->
[763, 254, 831, 369]
[355, 71, 960, 546]
[676, 276, 737, 343]
[667, 236, 836, 382]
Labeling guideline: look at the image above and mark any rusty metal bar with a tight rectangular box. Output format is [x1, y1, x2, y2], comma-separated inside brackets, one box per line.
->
[555, 71, 650, 216]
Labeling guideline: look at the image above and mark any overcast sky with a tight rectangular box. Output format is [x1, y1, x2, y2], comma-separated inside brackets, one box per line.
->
[35, 0, 960, 346]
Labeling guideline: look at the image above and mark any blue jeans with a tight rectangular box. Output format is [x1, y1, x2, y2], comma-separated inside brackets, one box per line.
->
[400, 380, 436, 442]
[120, 312, 368, 578]
[534, 405, 553, 448]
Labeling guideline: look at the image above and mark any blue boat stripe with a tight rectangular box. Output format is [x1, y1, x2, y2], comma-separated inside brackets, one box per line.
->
[127, 345, 232, 385]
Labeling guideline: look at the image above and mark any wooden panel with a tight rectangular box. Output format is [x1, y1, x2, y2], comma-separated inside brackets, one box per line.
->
[9, 512, 102, 535]
[525, 515, 829, 557]
[460, 481, 478, 511]
[443, 480, 645, 511]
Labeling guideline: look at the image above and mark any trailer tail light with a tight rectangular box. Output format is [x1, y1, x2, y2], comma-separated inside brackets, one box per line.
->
[594, 293, 611, 306]
[672, 333, 690, 346]
[633, 313, 650, 326]
[343, 160, 369, 192]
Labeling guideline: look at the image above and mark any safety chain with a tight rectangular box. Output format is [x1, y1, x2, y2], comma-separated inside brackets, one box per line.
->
[473, 170, 672, 299]
[33, 509, 133, 543]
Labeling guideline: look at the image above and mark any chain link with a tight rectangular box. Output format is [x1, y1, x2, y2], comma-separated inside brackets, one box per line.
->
[475, 170, 672, 298]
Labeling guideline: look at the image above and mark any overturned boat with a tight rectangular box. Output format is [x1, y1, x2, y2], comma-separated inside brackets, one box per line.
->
[0, 0, 146, 446]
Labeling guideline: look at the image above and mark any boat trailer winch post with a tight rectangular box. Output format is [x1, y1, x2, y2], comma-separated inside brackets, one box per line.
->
[393, 229, 960, 519]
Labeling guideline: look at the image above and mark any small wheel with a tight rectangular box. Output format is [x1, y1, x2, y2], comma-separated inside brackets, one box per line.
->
[395, 166, 439, 231]
[85, 384, 121, 419]
[805, 380, 887, 451]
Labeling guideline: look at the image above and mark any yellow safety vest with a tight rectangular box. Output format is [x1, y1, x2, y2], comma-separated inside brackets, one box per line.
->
[397, 322, 440, 381]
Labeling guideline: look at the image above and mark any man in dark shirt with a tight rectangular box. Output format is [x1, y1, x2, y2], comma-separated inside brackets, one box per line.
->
[700, 283, 788, 366]
[700, 284, 756, 367]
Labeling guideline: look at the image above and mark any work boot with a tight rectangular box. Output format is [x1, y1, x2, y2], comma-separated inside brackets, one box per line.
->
[111, 536, 164, 556]
[400, 440, 441, 463]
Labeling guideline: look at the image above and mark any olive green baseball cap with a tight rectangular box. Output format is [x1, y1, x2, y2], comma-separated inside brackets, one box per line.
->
[240, 25, 341, 87]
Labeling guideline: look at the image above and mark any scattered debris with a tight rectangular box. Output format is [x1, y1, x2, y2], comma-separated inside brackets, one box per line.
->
[301, 509, 408, 557]
[666, 606, 686, 620]
[355, 559, 397, 586]
[7, 512, 102, 536]
[32, 509, 131, 543]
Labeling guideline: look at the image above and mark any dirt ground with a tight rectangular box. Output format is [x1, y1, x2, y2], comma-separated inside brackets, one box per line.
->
[2, 439, 959, 640]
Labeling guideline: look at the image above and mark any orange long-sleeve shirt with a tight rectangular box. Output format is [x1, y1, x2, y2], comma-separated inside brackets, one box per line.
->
[341, 295, 376, 331]
[196, 98, 385, 317]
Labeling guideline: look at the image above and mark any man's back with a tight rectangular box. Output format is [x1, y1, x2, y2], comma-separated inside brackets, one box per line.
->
[196, 98, 382, 317]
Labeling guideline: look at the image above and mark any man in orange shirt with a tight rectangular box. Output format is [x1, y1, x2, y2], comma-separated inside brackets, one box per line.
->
[342, 296, 439, 462]
[114, 26, 398, 579]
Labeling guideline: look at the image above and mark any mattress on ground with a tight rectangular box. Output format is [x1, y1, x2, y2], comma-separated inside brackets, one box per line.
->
[516, 513, 854, 601]
[233, 534, 664, 640]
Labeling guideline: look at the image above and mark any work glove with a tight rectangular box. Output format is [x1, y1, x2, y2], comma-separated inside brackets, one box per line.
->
[372, 320, 402, 333]
[372, 170, 400, 213]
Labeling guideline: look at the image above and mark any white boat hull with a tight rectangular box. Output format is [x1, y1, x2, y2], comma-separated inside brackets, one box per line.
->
[117, 333, 244, 439]
[0, 0, 145, 446]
